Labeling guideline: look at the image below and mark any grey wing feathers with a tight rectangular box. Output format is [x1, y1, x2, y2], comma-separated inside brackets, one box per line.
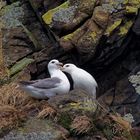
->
[19, 80, 38, 85]
[24, 77, 61, 89]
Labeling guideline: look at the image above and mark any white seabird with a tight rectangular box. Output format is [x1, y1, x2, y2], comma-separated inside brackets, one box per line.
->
[19, 59, 70, 99]
[62, 64, 97, 99]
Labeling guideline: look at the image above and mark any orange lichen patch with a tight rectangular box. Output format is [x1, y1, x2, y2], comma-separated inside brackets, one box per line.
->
[71, 115, 92, 134]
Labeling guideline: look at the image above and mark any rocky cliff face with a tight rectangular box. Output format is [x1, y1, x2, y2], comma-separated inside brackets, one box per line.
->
[0, 0, 140, 139]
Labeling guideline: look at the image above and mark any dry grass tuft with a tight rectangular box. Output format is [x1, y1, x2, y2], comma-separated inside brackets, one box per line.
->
[71, 115, 92, 134]
[0, 105, 26, 130]
[37, 105, 57, 119]
[0, 83, 50, 130]
[0, 83, 30, 107]
[110, 114, 132, 131]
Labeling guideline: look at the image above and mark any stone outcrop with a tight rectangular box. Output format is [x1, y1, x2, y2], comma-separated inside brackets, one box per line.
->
[1, 0, 140, 139]
[3, 119, 69, 140]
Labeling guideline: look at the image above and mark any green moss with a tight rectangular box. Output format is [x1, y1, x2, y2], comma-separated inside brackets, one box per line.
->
[105, 19, 122, 35]
[9, 58, 34, 76]
[42, 1, 69, 25]
[58, 113, 72, 130]
[119, 21, 133, 35]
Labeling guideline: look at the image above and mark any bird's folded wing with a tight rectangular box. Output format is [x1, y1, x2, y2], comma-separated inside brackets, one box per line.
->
[20, 77, 61, 89]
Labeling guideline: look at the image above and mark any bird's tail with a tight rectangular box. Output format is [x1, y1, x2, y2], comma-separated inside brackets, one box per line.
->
[19, 81, 32, 86]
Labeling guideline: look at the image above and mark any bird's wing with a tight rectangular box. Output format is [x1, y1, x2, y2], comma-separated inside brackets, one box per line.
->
[19, 77, 61, 89]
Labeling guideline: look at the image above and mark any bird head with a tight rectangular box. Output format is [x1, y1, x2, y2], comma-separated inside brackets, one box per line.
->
[62, 64, 77, 74]
[48, 59, 63, 70]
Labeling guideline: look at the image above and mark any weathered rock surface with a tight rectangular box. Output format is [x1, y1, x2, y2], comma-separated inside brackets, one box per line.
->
[98, 64, 140, 127]
[129, 65, 140, 95]
[48, 89, 97, 114]
[42, 0, 96, 34]
[2, 118, 69, 140]
[0, 0, 55, 82]
[42, 0, 140, 62]
[0, 1, 51, 67]
[1, 0, 140, 140]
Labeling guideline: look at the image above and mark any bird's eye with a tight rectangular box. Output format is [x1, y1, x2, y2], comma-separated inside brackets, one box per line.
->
[66, 65, 69, 67]
[51, 61, 55, 64]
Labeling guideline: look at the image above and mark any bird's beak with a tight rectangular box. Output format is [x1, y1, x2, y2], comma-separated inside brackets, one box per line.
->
[56, 62, 63, 69]
[60, 67, 64, 71]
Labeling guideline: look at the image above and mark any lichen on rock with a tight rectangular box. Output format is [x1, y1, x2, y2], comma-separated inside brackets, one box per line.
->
[105, 19, 122, 36]
[129, 71, 140, 95]
[0, 2, 24, 28]
[42, 0, 96, 33]
[42, 1, 70, 26]
[124, 0, 140, 14]
[119, 20, 133, 35]
[53, 5, 77, 24]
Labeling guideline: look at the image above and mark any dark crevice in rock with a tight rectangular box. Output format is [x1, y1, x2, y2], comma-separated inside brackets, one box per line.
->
[7, 51, 34, 69]
[5, 0, 12, 5]
[28, 0, 59, 48]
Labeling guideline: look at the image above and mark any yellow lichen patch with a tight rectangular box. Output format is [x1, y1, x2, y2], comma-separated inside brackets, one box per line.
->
[90, 31, 97, 41]
[129, 0, 140, 5]
[123, 0, 140, 5]
[126, 6, 138, 14]
[105, 19, 122, 36]
[119, 21, 133, 36]
[123, 0, 129, 4]
[69, 98, 97, 113]
[63, 33, 74, 41]
[42, 1, 69, 25]
[63, 28, 81, 41]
